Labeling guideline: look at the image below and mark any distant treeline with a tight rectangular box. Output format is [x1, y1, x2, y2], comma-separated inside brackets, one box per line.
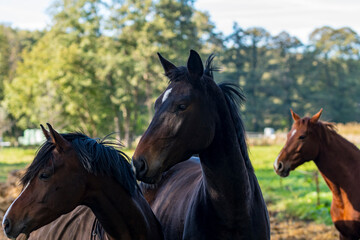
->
[0, 0, 359, 146]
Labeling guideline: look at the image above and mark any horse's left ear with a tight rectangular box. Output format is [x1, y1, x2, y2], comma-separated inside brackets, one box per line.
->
[40, 124, 50, 140]
[310, 108, 323, 123]
[187, 50, 204, 80]
[46, 123, 71, 151]
[157, 52, 177, 75]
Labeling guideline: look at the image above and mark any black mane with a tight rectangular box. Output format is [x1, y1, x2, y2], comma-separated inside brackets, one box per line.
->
[205, 54, 253, 171]
[219, 82, 253, 171]
[21, 133, 136, 195]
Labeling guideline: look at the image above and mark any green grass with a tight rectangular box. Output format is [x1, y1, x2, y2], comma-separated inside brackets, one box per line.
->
[0, 146, 333, 224]
[0, 147, 37, 182]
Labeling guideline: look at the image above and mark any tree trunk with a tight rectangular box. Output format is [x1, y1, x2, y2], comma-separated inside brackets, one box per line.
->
[113, 109, 121, 142]
[123, 106, 131, 149]
[143, 73, 153, 123]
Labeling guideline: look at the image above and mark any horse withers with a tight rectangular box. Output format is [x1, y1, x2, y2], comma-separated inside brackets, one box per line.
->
[274, 109, 360, 240]
[2, 124, 163, 240]
[133, 50, 270, 239]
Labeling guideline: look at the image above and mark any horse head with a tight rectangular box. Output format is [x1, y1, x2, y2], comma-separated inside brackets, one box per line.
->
[274, 109, 323, 177]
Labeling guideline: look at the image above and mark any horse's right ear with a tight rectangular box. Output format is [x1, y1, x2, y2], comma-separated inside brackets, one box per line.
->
[310, 108, 323, 123]
[290, 109, 300, 121]
[46, 123, 71, 151]
[187, 49, 204, 80]
[40, 124, 50, 140]
[157, 52, 176, 75]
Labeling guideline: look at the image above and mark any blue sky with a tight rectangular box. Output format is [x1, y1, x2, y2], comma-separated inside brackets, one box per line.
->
[0, 0, 359, 43]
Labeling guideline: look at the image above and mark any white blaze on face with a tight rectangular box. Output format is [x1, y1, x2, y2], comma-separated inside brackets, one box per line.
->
[290, 129, 297, 139]
[3, 182, 30, 233]
[274, 129, 297, 170]
[162, 88, 172, 103]
[274, 150, 282, 170]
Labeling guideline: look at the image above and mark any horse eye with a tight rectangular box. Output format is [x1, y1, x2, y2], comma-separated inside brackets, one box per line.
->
[299, 135, 306, 140]
[178, 104, 187, 111]
[39, 172, 51, 180]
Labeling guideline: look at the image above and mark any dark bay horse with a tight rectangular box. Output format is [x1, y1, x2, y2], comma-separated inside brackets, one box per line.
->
[133, 50, 270, 239]
[274, 109, 360, 240]
[2, 124, 163, 240]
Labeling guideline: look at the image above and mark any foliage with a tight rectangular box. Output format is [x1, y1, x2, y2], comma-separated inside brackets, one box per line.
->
[0, 0, 359, 140]
[221, 24, 360, 131]
[2, 0, 219, 147]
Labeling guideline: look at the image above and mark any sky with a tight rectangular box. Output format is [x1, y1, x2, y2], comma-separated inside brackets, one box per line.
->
[0, 0, 359, 43]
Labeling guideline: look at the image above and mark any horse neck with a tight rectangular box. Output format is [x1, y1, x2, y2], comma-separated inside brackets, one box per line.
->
[314, 131, 360, 204]
[84, 175, 163, 240]
[199, 98, 252, 213]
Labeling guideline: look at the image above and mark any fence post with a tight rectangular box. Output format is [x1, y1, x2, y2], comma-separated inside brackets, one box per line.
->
[314, 171, 320, 206]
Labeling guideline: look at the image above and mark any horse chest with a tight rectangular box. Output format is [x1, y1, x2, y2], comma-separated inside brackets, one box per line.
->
[331, 195, 360, 238]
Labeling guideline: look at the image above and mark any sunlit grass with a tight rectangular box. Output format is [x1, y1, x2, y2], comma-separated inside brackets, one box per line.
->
[0, 147, 37, 182]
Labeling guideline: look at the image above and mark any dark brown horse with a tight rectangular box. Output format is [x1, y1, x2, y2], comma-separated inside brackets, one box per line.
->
[274, 109, 360, 240]
[133, 50, 270, 239]
[2, 124, 163, 240]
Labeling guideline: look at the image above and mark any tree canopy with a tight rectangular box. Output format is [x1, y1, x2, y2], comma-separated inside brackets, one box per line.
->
[1, 0, 360, 144]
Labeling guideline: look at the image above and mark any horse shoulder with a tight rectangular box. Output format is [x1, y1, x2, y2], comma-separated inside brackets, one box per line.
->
[27, 206, 96, 240]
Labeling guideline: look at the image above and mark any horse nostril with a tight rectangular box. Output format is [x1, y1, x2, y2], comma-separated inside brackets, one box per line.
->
[133, 157, 148, 179]
[3, 218, 11, 234]
[278, 162, 283, 171]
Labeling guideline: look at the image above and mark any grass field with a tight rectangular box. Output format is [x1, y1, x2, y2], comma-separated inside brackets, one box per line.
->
[0, 145, 333, 225]
[0, 148, 37, 182]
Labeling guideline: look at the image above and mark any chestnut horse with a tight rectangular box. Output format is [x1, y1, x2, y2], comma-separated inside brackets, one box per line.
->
[274, 109, 360, 240]
[133, 50, 270, 239]
[2, 124, 163, 240]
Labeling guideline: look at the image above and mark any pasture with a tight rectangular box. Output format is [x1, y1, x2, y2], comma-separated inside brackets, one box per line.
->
[0, 145, 332, 224]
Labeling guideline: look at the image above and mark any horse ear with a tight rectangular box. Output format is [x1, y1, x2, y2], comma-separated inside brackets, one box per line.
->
[40, 124, 50, 140]
[310, 108, 323, 123]
[290, 109, 300, 121]
[46, 123, 71, 151]
[157, 52, 176, 75]
[187, 49, 204, 80]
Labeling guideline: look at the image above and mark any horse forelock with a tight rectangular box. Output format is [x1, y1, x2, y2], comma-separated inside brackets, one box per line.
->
[21, 133, 136, 195]
[165, 54, 218, 85]
[165, 66, 189, 83]
[21, 140, 55, 186]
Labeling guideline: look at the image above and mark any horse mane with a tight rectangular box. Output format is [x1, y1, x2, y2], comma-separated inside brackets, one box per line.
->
[218, 83, 253, 171]
[312, 120, 337, 144]
[205, 55, 253, 171]
[21, 133, 136, 195]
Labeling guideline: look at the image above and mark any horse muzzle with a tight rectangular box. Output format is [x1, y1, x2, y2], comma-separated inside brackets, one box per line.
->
[274, 161, 290, 177]
[3, 217, 29, 239]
